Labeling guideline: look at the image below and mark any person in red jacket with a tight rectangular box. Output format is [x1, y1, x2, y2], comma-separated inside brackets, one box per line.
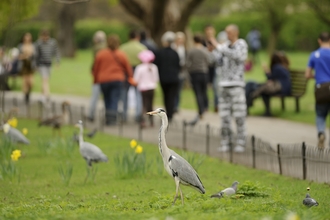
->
[93, 34, 136, 125]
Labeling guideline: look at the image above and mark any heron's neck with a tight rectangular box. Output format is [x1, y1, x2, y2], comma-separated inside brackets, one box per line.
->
[78, 126, 84, 144]
[159, 116, 170, 159]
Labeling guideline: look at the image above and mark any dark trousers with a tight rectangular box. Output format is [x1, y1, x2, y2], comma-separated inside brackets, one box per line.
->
[141, 89, 155, 125]
[100, 81, 123, 125]
[160, 82, 179, 121]
[190, 73, 208, 116]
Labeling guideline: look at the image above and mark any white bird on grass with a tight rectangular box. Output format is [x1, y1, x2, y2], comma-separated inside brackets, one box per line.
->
[210, 181, 239, 198]
[147, 108, 205, 205]
[2, 123, 30, 145]
[75, 120, 108, 183]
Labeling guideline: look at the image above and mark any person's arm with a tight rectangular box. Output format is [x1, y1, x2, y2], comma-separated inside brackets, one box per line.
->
[218, 41, 247, 62]
[305, 67, 314, 79]
[122, 53, 136, 86]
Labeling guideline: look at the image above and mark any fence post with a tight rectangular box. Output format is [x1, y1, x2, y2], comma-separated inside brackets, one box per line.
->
[52, 102, 56, 116]
[206, 124, 210, 156]
[69, 105, 73, 125]
[138, 123, 143, 141]
[277, 144, 282, 175]
[99, 108, 104, 132]
[118, 113, 123, 137]
[302, 142, 307, 180]
[182, 120, 187, 151]
[80, 105, 85, 121]
[252, 135, 256, 168]
[38, 101, 43, 120]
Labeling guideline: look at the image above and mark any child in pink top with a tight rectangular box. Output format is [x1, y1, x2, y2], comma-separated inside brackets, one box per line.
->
[134, 50, 159, 127]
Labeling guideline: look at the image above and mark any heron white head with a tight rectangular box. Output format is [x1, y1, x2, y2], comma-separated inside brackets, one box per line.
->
[147, 108, 166, 117]
[75, 120, 83, 128]
[3, 123, 10, 134]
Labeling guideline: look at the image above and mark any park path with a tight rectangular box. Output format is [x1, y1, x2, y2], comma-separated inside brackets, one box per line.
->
[3, 91, 328, 148]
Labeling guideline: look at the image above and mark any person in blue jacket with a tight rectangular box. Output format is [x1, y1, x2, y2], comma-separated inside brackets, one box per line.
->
[247, 51, 291, 116]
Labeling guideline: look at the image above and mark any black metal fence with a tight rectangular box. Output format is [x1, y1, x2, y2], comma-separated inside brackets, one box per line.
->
[2, 96, 330, 184]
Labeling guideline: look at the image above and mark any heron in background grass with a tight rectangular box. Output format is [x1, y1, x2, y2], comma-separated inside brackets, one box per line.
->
[75, 120, 108, 183]
[147, 108, 205, 205]
[2, 123, 30, 145]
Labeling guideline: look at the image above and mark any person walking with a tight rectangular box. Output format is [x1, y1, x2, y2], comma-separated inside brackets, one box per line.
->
[35, 29, 60, 103]
[18, 32, 36, 105]
[93, 34, 136, 125]
[246, 27, 261, 64]
[210, 24, 248, 153]
[86, 30, 107, 122]
[120, 30, 147, 122]
[305, 32, 330, 149]
[186, 35, 211, 120]
[134, 50, 159, 127]
[154, 31, 180, 122]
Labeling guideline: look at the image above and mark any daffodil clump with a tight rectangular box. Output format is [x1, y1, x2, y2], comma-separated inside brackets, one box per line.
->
[22, 128, 28, 136]
[11, 150, 22, 161]
[130, 139, 143, 154]
[7, 117, 18, 128]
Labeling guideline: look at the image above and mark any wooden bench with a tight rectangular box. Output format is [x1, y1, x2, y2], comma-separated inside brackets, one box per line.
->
[276, 70, 307, 113]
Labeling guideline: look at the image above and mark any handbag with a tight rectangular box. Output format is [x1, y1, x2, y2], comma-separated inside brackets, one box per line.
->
[315, 82, 330, 104]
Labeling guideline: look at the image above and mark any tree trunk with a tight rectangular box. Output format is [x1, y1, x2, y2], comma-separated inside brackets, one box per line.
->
[120, 0, 206, 46]
[56, 5, 76, 57]
[267, 30, 279, 55]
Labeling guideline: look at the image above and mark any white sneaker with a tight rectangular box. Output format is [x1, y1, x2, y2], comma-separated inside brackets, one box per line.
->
[234, 146, 245, 153]
[218, 146, 230, 152]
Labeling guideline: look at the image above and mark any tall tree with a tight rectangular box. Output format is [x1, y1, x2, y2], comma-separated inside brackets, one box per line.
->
[119, 0, 206, 45]
[0, 0, 42, 46]
[52, 0, 88, 57]
[307, 0, 330, 26]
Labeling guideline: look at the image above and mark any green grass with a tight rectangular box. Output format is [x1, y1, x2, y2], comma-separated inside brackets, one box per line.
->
[9, 50, 316, 124]
[0, 119, 329, 219]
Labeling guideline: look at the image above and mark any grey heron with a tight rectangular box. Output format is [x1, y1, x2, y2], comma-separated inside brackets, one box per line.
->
[75, 120, 108, 182]
[303, 193, 319, 207]
[39, 101, 71, 136]
[147, 108, 205, 205]
[2, 123, 30, 145]
[211, 181, 239, 198]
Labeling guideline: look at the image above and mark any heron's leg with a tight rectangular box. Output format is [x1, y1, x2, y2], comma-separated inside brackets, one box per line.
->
[179, 186, 184, 205]
[84, 162, 91, 184]
[172, 178, 180, 205]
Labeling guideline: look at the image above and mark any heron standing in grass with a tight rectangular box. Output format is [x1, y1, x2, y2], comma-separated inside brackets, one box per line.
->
[75, 120, 108, 183]
[2, 123, 30, 145]
[147, 108, 205, 205]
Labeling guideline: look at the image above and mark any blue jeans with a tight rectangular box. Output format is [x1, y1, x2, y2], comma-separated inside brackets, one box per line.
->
[88, 84, 100, 119]
[316, 103, 330, 135]
[100, 81, 123, 124]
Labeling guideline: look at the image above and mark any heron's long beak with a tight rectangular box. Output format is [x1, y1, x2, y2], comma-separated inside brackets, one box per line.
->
[146, 110, 158, 115]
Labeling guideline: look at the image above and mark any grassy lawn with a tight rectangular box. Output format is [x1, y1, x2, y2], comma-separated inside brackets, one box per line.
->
[0, 119, 328, 219]
[9, 50, 316, 124]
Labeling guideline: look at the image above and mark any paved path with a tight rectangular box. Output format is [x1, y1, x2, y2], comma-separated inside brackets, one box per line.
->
[3, 91, 329, 148]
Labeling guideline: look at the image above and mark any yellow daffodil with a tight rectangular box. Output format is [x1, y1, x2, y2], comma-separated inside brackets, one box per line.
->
[130, 139, 137, 148]
[11, 149, 21, 161]
[22, 128, 28, 136]
[7, 117, 18, 128]
[135, 145, 143, 154]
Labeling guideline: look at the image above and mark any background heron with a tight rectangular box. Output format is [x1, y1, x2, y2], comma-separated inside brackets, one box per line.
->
[2, 123, 30, 145]
[147, 108, 205, 205]
[75, 120, 107, 183]
[211, 181, 239, 198]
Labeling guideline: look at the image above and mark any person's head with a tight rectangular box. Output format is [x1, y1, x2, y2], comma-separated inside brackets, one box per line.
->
[22, 32, 32, 44]
[40, 29, 50, 42]
[204, 24, 215, 39]
[270, 51, 289, 69]
[93, 30, 106, 44]
[193, 35, 203, 45]
[175, 32, 185, 45]
[318, 32, 330, 46]
[138, 50, 155, 63]
[161, 31, 176, 47]
[217, 31, 227, 44]
[140, 30, 147, 41]
[107, 34, 120, 50]
[129, 29, 140, 41]
[225, 24, 239, 43]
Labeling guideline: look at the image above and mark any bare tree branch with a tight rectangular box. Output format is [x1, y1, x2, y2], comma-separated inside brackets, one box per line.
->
[308, 1, 330, 25]
[179, 0, 205, 30]
[52, 0, 90, 4]
[119, 0, 145, 21]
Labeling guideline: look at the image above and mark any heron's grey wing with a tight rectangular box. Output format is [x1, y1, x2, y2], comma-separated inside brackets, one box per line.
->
[169, 154, 205, 194]
[8, 128, 30, 145]
[80, 142, 108, 162]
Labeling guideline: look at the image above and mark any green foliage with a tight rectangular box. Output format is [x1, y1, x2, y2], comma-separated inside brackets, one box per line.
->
[58, 161, 73, 186]
[0, 138, 20, 182]
[237, 181, 270, 198]
[180, 150, 206, 172]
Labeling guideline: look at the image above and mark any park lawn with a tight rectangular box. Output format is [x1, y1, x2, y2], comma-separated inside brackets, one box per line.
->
[0, 119, 329, 220]
[9, 50, 316, 124]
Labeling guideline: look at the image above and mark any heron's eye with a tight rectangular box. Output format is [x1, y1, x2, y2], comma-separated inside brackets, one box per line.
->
[159, 109, 165, 113]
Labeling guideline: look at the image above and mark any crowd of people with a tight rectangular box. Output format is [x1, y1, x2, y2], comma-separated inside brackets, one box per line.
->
[0, 25, 329, 151]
